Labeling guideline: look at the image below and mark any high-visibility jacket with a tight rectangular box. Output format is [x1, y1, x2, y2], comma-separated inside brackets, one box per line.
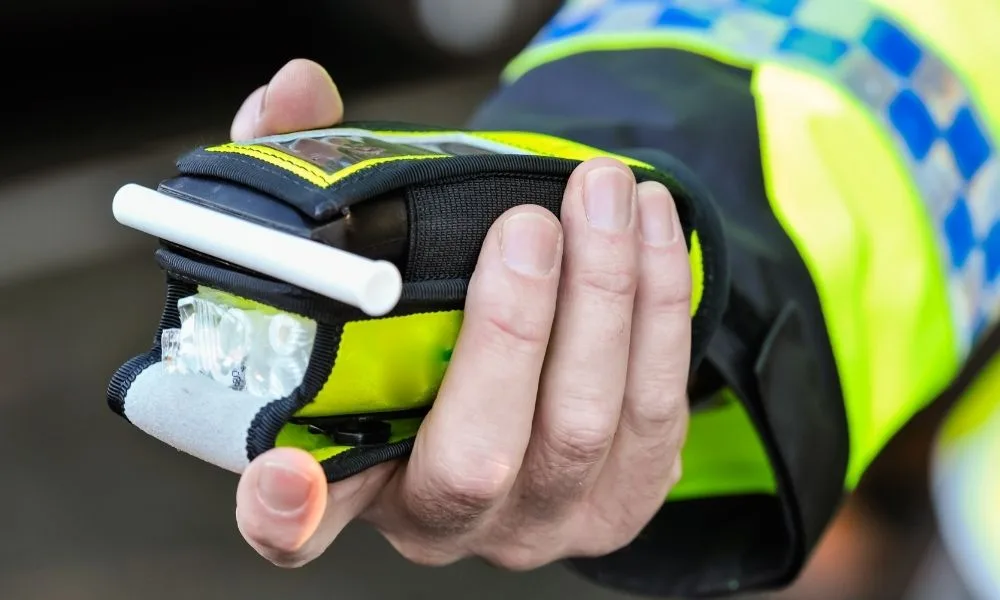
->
[466, 0, 999, 596]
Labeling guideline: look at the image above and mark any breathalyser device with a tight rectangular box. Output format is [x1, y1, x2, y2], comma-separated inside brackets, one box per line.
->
[107, 122, 727, 481]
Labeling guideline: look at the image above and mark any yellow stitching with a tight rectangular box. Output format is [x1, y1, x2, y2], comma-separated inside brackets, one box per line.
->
[206, 143, 449, 188]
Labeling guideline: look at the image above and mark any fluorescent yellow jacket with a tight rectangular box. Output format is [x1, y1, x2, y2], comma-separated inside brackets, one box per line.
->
[467, 0, 1000, 596]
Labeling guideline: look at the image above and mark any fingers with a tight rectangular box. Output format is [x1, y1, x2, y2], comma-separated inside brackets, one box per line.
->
[231, 58, 344, 141]
[583, 180, 692, 552]
[510, 158, 640, 520]
[236, 447, 395, 568]
[370, 204, 564, 557]
[233, 160, 693, 572]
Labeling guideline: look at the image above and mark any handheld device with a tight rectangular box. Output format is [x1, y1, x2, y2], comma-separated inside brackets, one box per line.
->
[106, 122, 727, 481]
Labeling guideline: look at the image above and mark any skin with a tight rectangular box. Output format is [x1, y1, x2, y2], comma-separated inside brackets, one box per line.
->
[230, 58, 693, 571]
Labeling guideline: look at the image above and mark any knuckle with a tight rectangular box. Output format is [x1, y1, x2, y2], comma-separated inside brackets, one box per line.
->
[483, 307, 551, 349]
[468, 289, 552, 356]
[622, 392, 686, 436]
[432, 470, 507, 511]
[514, 414, 615, 517]
[617, 417, 687, 493]
[545, 400, 618, 465]
[544, 412, 616, 467]
[406, 460, 511, 536]
[577, 263, 638, 301]
[516, 450, 594, 518]
[519, 462, 586, 515]
[645, 265, 692, 312]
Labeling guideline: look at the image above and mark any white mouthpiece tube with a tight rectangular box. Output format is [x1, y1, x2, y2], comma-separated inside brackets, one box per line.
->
[112, 183, 402, 316]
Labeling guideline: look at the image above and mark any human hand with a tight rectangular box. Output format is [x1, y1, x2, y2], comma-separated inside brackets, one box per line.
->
[231, 59, 693, 571]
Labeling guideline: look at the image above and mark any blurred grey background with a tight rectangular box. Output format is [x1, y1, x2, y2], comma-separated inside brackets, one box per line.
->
[0, 1, 978, 599]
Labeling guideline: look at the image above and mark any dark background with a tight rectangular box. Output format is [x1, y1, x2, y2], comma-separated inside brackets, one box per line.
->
[0, 2, 978, 598]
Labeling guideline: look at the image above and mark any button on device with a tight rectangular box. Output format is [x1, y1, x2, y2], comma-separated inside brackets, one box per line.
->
[307, 418, 392, 446]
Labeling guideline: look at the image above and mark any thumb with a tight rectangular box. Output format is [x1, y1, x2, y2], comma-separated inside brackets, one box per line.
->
[231, 58, 344, 141]
[235, 447, 393, 568]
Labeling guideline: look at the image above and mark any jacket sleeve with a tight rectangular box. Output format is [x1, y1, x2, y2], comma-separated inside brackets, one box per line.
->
[466, 1, 1000, 597]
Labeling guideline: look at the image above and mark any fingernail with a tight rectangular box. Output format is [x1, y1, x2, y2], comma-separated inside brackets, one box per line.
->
[500, 213, 561, 277]
[638, 182, 678, 247]
[583, 166, 634, 232]
[257, 461, 312, 514]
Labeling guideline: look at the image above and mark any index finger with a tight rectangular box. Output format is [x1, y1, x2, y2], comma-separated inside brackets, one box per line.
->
[378, 205, 564, 542]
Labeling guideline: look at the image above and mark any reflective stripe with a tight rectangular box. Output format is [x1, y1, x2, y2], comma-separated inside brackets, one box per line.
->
[506, 0, 1000, 357]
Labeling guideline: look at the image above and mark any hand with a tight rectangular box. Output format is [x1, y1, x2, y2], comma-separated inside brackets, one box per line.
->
[231, 59, 692, 571]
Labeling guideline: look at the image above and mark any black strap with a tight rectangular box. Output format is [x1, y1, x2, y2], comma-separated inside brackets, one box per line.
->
[704, 289, 849, 586]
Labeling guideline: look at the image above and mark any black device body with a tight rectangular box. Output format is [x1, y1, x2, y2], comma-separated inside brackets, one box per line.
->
[158, 176, 410, 268]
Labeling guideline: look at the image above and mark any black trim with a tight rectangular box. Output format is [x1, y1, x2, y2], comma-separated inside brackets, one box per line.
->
[155, 245, 468, 321]
[106, 278, 198, 420]
[245, 319, 421, 477]
[157, 175, 411, 267]
[321, 437, 416, 482]
[289, 407, 432, 427]
[150, 247, 446, 474]
[245, 320, 343, 462]
[570, 494, 790, 598]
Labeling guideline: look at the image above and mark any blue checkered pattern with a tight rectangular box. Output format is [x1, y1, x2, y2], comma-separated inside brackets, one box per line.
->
[525, 0, 1000, 354]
